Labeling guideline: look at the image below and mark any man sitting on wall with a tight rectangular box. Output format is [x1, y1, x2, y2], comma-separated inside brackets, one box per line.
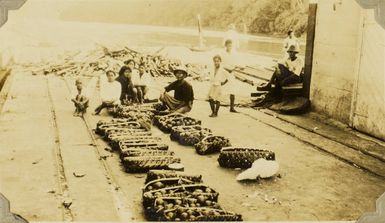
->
[258, 45, 304, 91]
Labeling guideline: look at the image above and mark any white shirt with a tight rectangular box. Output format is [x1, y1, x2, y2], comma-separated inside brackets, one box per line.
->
[132, 71, 153, 87]
[100, 80, 121, 102]
[283, 56, 304, 76]
[283, 37, 300, 52]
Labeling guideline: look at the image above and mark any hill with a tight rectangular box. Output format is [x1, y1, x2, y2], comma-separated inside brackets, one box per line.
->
[60, 0, 308, 37]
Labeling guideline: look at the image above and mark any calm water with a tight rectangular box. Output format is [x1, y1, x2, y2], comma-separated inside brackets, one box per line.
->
[132, 31, 305, 59]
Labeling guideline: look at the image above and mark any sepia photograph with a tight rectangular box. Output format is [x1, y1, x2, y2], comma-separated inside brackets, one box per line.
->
[0, 0, 384, 222]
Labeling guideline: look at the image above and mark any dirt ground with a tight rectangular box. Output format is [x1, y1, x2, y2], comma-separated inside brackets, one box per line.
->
[0, 68, 384, 222]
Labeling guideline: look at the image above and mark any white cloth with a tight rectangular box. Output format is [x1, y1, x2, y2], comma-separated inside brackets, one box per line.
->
[220, 50, 238, 95]
[100, 80, 121, 103]
[132, 71, 153, 87]
[284, 56, 304, 76]
[209, 66, 230, 86]
[283, 37, 300, 52]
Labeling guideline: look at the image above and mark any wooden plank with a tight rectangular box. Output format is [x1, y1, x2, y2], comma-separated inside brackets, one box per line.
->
[303, 3, 317, 98]
[233, 68, 270, 81]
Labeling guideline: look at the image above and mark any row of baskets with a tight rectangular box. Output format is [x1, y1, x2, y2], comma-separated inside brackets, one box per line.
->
[96, 111, 182, 173]
[142, 170, 242, 221]
[154, 113, 233, 155]
[153, 112, 276, 169]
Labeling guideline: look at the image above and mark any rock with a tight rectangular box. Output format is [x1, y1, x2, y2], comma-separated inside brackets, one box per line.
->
[32, 158, 42, 164]
[73, 172, 86, 178]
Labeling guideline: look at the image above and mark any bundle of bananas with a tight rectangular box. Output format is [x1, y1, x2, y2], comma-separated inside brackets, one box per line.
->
[217, 147, 276, 169]
[194, 136, 231, 155]
[154, 113, 184, 127]
[179, 129, 212, 146]
[123, 155, 181, 173]
[113, 105, 155, 120]
[142, 173, 242, 221]
[170, 125, 206, 141]
[158, 117, 202, 133]
[145, 170, 202, 184]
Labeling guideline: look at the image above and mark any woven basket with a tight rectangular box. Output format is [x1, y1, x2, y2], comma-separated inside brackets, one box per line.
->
[145, 170, 202, 184]
[119, 144, 169, 153]
[122, 156, 181, 173]
[146, 205, 242, 221]
[120, 150, 174, 159]
[194, 136, 231, 155]
[218, 147, 275, 169]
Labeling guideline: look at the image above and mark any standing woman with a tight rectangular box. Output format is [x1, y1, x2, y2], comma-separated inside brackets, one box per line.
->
[208, 55, 230, 117]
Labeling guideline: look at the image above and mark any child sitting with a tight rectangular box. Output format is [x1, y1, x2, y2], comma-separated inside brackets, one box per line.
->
[71, 79, 89, 117]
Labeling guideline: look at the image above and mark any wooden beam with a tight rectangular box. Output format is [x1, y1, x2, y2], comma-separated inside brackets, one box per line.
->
[303, 3, 317, 98]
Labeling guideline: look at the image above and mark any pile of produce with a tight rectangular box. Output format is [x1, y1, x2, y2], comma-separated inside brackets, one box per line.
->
[218, 147, 276, 169]
[154, 114, 201, 133]
[95, 105, 182, 173]
[142, 170, 242, 221]
[195, 136, 232, 155]
[170, 125, 212, 146]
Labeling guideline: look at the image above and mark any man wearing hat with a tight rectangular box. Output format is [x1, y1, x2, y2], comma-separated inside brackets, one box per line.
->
[258, 45, 304, 91]
[160, 66, 194, 114]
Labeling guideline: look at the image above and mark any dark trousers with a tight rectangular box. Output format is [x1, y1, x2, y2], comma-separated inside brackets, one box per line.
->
[270, 64, 302, 87]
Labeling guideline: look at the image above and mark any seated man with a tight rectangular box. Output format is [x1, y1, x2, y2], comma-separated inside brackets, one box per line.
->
[94, 70, 121, 115]
[258, 45, 304, 91]
[132, 63, 153, 103]
[160, 66, 194, 114]
[71, 78, 89, 117]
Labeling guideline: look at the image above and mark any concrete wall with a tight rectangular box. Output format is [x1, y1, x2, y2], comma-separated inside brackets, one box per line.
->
[351, 9, 385, 140]
[310, 0, 362, 124]
[311, 0, 385, 140]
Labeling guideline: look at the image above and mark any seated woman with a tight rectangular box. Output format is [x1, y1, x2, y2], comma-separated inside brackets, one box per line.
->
[160, 66, 194, 114]
[131, 63, 153, 103]
[116, 66, 135, 104]
[94, 70, 121, 115]
[258, 45, 304, 91]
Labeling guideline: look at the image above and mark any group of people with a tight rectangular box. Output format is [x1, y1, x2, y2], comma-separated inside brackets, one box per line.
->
[72, 27, 304, 117]
[71, 58, 154, 116]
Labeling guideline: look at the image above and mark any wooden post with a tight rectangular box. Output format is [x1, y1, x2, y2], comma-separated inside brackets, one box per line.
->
[303, 3, 317, 98]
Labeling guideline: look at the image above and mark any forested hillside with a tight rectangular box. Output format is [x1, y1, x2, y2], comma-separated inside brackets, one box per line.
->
[60, 0, 308, 37]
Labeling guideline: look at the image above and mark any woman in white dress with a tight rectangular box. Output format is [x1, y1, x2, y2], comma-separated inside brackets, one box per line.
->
[207, 55, 230, 117]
